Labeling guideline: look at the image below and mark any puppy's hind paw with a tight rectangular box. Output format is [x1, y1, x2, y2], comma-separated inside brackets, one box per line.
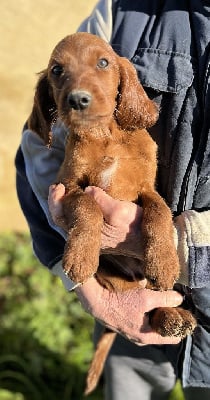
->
[150, 307, 197, 338]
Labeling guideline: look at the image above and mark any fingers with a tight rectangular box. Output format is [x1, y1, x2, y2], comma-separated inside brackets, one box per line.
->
[85, 186, 142, 228]
[85, 186, 119, 224]
[49, 183, 65, 200]
[138, 318, 182, 345]
[119, 309, 182, 345]
[136, 331, 181, 345]
[48, 183, 65, 226]
[142, 289, 183, 313]
[76, 279, 183, 345]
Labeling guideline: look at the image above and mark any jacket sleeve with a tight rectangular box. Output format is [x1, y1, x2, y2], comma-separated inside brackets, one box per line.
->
[174, 211, 210, 288]
[77, 0, 113, 42]
[15, 145, 65, 269]
[15, 140, 81, 291]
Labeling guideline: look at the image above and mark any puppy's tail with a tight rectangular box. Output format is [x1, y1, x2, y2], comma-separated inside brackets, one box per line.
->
[84, 329, 116, 396]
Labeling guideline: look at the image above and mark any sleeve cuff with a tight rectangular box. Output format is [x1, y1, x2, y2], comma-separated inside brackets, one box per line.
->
[51, 260, 82, 291]
[174, 210, 210, 287]
[173, 216, 189, 286]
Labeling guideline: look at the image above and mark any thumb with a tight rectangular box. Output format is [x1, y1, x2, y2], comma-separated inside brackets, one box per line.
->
[144, 289, 183, 312]
[49, 183, 65, 199]
[85, 186, 118, 223]
[48, 183, 65, 221]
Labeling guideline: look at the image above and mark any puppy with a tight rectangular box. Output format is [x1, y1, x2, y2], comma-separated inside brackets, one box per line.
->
[28, 32, 196, 394]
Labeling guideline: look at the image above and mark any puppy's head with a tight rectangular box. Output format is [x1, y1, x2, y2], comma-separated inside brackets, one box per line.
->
[28, 32, 158, 144]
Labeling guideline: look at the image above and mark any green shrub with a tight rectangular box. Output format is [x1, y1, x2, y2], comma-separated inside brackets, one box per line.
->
[0, 232, 102, 400]
[0, 232, 185, 400]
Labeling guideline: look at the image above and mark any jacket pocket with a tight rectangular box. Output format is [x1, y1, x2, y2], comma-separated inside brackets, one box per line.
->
[132, 48, 194, 94]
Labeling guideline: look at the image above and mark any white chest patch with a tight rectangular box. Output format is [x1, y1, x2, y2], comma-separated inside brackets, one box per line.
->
[100, 158, 118, 190]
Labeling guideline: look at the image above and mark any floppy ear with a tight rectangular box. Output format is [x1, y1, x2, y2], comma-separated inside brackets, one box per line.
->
[116, 57, 159, 130]
[28, 71, 57, 145]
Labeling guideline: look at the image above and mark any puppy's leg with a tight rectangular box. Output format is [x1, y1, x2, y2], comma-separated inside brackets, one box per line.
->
[62, 190, 103, 283]
[140, 188, 197, 337]
[140, 189, 179, 291]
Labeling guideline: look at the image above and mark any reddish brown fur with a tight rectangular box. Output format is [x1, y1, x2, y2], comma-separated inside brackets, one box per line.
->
[28, 32, 196, 394]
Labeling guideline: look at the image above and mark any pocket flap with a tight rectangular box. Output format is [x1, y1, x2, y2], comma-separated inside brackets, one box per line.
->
[132, 49, 194, 93]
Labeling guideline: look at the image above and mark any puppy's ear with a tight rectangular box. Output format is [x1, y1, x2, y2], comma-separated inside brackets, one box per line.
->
[116, 57, 159, 130]
[28, 70, 57, 145]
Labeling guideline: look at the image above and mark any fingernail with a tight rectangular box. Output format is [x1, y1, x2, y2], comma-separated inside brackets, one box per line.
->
[49, 184, 56, 192]
[56, 182, 64, 189]
[169, 291, 183, 306]
[85, 186, 93, 194]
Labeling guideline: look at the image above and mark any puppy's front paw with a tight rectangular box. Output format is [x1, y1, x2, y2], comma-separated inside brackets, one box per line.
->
[144, 250, 180, 291]
[63, 228, 101, 283]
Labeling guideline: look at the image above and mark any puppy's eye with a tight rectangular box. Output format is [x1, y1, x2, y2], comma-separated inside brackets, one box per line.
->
[97, 58, 109, 69]
[51, 65, 64, 76]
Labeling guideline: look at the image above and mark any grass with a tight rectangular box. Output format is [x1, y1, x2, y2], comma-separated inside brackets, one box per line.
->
[0, 231, 185, 399]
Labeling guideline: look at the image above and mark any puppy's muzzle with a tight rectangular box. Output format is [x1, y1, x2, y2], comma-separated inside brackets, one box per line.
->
[67, 90, 92, 110]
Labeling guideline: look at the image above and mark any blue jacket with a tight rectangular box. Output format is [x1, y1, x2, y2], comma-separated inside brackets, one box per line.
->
[16, 0, 210, 388]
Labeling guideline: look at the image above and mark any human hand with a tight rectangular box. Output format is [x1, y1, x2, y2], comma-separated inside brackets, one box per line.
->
[48, 183, 67, 231]
[85, 186, 143, 258]
[48, 184, 183, 343]
[76, 276, 183, 345]
[48, 184, 143, 259]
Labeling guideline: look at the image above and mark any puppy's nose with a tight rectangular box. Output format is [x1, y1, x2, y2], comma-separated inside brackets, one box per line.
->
[67, 90, 92, 110]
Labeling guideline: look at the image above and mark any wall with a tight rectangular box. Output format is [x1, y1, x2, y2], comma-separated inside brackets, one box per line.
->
[0, 0, 96, 231]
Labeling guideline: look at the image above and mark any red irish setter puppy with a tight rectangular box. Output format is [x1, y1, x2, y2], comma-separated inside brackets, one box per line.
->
[28, 32, 196, 394]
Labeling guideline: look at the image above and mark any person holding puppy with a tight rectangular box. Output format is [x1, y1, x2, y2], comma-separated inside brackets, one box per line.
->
[16, 1, 210, 399]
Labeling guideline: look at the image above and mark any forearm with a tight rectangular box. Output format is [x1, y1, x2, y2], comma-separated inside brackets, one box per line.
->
[15, 145, 66, 269]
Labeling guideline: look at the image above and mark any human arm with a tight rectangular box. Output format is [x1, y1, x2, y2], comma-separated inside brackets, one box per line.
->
[15, 144, 66, 268]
